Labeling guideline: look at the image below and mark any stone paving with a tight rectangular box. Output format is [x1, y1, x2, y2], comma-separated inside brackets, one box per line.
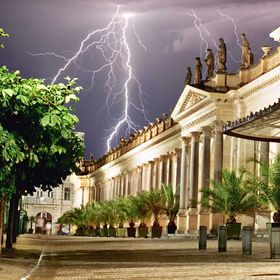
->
[1, 234, 280, 280]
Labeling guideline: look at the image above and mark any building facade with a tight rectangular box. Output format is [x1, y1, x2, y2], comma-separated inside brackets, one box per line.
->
[82, 27, 280, 234]
[23, 174, 81, 234]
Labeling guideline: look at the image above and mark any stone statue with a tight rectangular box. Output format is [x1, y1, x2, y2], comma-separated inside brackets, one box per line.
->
[241, 33, 253, 68]
[194, 57, 202, 85]
[184, 66, 192, 85]
[204, 48, 214, 78]
[217, 38, 227, 72]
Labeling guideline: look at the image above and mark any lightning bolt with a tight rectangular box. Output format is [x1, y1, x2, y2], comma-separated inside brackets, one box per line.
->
[28, 6, 149, 152]
[187, 9, 210, 57]
[217, 9, 241, 63]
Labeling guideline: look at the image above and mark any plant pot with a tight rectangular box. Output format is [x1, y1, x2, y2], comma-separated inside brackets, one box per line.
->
[108, 228, 116, 237]
[95, 228, 101, 237]
[116, 228, 126, 237]
[127, 227, 136, 237]
[138, 226, 148, 238]
[100, 228, 108, 237]
[167, 221, 177, 234]
[226, 223, 241, 240]
[28, 228, 33, 234]
[76, 228, 86, 236]
[151, 226, 162, 238]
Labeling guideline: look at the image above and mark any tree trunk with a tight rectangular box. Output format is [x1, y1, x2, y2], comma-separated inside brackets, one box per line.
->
[12, 207, 20, 243]
[6, 193, 19, 249]
[0, 198, 6, 254]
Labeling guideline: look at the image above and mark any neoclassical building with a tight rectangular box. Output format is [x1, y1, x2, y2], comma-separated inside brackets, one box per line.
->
[80, 26, 280, 234]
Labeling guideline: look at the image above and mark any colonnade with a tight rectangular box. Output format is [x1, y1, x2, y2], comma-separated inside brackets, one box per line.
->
[87, 122, 272, 234]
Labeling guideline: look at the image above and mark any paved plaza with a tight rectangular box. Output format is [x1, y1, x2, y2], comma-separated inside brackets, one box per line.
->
[0, 234, 280, 280]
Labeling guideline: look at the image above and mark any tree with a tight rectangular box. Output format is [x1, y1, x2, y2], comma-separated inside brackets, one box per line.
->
[200, 169, 256, 224]
[146, 190, 165, 226]
[161, 184, 179, 233]
[250, 154, 280, 222]
[0, 42, 84, 249]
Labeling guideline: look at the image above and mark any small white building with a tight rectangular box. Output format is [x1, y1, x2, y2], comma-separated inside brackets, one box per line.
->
[23, 174, 81, 234]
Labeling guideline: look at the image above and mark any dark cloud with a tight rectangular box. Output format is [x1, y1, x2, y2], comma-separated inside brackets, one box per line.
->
[0, 0, 279, 158]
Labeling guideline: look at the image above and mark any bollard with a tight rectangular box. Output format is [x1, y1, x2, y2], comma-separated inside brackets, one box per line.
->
[270, 223, 280, 259]
[199, 226, 207, 250]
[242, 226, 252, 256]
[218, 225, 227, 252]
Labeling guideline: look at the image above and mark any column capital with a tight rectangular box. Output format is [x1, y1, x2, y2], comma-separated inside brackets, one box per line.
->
[213, 120, 225, 133]
[160, 154, 168, 161]
[154, 157, 161, 163]
[201, 126, 212, 137]
[180, 136, 191, 145]
[191, 131, 201, 141]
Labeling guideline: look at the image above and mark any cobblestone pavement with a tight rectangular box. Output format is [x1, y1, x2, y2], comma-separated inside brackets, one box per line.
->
[1, 235, 280, 280]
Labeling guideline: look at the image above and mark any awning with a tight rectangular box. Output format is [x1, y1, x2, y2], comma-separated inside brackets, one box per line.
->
[223, 99, 280, 142]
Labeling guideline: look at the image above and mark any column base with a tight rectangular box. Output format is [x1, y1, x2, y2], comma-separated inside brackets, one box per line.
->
[177, 209, 187, 234]
[187, 208, 198, 233]
[198, 212, 210, 230]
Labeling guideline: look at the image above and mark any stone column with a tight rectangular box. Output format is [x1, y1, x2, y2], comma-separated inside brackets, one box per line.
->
[142, 163, 147, 191]
[125, 172, 129, 197]
[147, 161, 155, 191]
[255, 141, 270, 234]
[189, 132, 201, 206]
[159, 155, 168, 187]
[166, 153, 172, 185]
[121, 174, 125, 197]
[199, 127, 212, 228]
[214, 122, 224, 183]
[212, 122, 225, 232]
[259, 141, 269, 163]
[137, 166, 142, 194]
[153, 158, 160, 190]
[178, 137, 190, 234]
[187, 132, 201, 233]
[172, 148, 182, 191]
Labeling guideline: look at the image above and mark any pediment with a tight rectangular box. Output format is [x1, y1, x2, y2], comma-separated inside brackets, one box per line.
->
[171, 85, 209, 118]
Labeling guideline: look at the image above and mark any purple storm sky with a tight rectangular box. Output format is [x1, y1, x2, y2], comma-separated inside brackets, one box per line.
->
[0, 0, 279, 159]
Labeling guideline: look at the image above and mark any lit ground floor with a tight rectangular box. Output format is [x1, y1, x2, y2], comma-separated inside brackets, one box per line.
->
[1, 234, 280, 280]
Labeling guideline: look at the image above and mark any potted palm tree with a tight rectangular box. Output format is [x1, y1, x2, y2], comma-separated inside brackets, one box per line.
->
[162, 184, 179, 234]
[121, 196, 138, 237]
[133, 192, 152, 238]
[115, 197, 129, 237]
[147, 190, 164, 238]
[249, 154, 280, 241]
[201, 169, 256, 239]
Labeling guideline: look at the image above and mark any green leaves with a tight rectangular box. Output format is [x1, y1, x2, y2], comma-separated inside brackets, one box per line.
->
[200, 169, 256, 223]
[0, 64, 84, 197]
[0, 28, 9, 48]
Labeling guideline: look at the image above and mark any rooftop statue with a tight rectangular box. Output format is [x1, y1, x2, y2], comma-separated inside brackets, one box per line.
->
[217, 38, 227, 72]
[204, 48, 214, 79]
[184, 66, 192, 85]
[194, 57, 202, 85]
[241, 33, 254, 68]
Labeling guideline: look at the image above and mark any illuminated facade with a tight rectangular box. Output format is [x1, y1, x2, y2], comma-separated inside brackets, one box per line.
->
[82, 26, 280, 234]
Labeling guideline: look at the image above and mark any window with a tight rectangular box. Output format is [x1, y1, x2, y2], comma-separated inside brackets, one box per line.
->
[36, 190, 43, 198]
[64, 187, 71, 200]
[48, 191, 53, 199]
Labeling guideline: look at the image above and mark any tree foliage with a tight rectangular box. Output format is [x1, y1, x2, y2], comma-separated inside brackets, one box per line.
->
[249, 154, 280, 211]
[0, 65, 84, 197]
[161, 184, 179, 222]
[200, 169, 256, 223]
[0, 28, 9, 48]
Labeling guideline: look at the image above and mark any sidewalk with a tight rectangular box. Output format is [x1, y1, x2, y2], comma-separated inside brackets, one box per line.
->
[0, 234, 279, 280]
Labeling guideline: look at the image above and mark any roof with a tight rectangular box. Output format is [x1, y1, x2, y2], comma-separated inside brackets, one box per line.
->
[224, 99, 280, 142]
